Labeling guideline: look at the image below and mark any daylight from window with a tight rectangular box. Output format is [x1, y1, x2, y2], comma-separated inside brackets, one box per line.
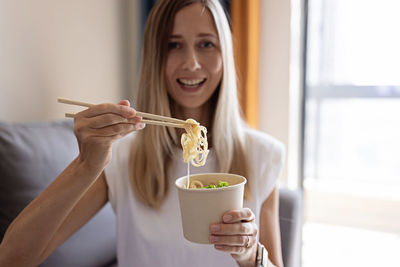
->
[303, 0, 400, 266]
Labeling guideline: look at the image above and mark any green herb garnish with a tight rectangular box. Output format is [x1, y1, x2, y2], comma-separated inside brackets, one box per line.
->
[201, 180, 229, 189]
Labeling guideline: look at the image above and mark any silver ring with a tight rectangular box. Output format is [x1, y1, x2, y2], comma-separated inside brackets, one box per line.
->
[245, 235, 251, 248]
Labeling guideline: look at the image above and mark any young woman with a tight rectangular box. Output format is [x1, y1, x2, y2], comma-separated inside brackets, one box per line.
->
[0, 0, 285, 266]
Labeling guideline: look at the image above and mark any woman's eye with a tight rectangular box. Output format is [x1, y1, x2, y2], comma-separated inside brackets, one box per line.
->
[200, 41, 214, 48]
[168, 42, 180, 49]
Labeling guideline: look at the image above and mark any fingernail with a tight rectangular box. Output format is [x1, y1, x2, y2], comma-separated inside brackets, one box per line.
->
[223, 215, 232, 222]
[132, 116, 142, 123]
[210, 225, 220, 233]
[137, 123, 145, 130]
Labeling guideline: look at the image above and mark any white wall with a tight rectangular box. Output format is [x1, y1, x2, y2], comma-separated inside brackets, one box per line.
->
[259, 0, 304, 187]
[0, 0, 139, 122]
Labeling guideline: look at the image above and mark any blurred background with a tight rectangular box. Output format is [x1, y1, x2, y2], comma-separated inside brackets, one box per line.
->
[1, 0, 399, 266]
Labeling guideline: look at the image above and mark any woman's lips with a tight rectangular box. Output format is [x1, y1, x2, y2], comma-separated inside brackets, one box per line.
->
[177, 78, 206, 93]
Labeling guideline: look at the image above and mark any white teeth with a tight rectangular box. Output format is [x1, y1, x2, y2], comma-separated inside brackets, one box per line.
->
[178, 78, 205, 86]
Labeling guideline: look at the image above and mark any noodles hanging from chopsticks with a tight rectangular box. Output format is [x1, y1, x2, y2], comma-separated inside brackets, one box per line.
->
[181, 118, 209, 189]
[181, 119, 209, 167]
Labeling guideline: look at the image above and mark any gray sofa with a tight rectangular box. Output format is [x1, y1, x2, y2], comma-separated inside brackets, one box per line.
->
[0, 120, 302, 267]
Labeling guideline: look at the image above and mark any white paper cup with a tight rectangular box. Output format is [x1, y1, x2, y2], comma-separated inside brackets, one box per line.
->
[175, 173, 246, 244]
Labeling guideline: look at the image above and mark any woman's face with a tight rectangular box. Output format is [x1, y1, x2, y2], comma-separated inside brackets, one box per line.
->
[165, 3, 223, 110]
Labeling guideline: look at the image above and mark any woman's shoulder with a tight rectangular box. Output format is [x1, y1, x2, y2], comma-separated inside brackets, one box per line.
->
[243, 128, 285, 200]
[244, 127, 285, 157]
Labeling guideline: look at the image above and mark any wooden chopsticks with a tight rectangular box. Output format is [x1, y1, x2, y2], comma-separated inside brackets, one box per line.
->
[57, 97, 188, 129]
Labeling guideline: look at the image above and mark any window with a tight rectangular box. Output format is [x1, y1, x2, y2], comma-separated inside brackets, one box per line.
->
[304, 0, 400, 196]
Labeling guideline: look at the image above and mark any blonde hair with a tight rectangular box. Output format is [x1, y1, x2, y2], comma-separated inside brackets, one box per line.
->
[130, 0, 249, 209]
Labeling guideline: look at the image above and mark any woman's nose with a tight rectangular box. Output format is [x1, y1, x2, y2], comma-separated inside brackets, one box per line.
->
[182, 48, 201, 71]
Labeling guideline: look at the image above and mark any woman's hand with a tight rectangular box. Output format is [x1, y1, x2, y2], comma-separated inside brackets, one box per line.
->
[73, 100, 145, 171]
[209, 208, 258, 267]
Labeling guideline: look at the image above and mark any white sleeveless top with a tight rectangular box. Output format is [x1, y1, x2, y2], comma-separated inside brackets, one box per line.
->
[104, 128, 284, 267]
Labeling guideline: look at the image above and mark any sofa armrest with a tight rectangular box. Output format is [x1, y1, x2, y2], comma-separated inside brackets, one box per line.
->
[279, 188, 303, 267]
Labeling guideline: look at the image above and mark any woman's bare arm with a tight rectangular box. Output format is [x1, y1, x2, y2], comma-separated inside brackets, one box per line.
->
[0, 161, 106, 267]
[259, 186, 284, 267]
[37, 172, 109, 263]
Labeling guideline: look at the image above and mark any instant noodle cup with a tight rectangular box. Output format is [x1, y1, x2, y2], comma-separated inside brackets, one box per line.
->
[175, 173, 247, 244]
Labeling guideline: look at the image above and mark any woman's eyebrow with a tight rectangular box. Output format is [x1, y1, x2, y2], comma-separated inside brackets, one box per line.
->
[169, 34, 182, 39]
[169, 33, 217, 39]
[198, 33, 217, 38]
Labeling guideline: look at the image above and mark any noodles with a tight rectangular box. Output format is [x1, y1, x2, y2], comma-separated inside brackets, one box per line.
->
[180, 118, 209, 189]
[181, 119, 209, 167]
[178, 119, 230, 190]
[189, 180, 204, 188]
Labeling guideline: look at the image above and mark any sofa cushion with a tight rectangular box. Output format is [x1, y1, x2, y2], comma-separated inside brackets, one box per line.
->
[0, 120, 116, 267]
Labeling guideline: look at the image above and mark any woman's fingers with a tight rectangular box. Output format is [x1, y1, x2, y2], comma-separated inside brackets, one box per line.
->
[84, 113, 142, 129]
[210, 221, 257, 236]
[76, 122, 144, 149]
[209, 208, 259, 259]
[77, 103, 136, 119]
[117, 99, 130, 106]
[73, 106, 145, 155]
[73, 100, 144, 138]
[209, 208, 258, 255]
[213, 245, 247, 254]
[87, 122, 145, 137]
[222, 208, 255, 223]
[209, 234, 257, 247]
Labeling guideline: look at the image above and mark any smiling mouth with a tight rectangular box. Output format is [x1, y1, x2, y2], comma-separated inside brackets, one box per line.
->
[177, 78, 206, 88]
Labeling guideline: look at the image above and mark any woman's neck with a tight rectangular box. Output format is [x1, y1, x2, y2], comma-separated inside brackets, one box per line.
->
[172, 102, 212, 130]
